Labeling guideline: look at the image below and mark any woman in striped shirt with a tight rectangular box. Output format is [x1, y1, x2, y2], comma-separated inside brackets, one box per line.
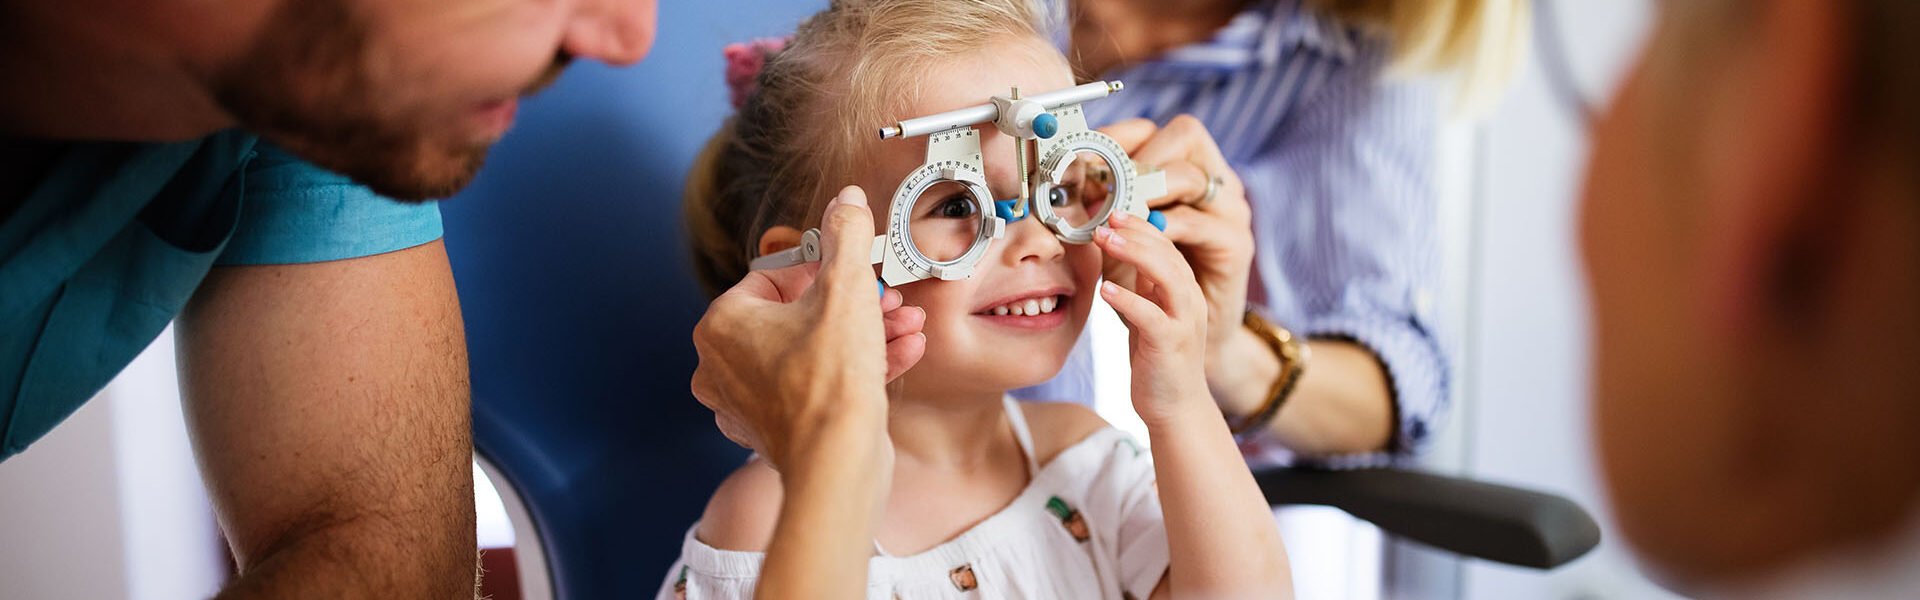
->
[1021, 0, 1527, 465]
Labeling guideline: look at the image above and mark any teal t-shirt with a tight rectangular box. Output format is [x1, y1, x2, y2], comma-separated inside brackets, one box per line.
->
[0, 130, 442, 460]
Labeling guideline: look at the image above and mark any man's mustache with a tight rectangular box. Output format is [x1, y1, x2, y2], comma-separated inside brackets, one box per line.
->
[523, 52, 574, 96]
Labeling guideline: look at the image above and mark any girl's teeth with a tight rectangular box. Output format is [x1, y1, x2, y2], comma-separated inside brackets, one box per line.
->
[986, 295, 1065, 316]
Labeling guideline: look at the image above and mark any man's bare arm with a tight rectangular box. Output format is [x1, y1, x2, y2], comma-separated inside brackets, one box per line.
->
[177, 240, 475, 599]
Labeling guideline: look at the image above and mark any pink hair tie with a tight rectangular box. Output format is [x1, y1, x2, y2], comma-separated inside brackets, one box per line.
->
[724, 37, 789, 109]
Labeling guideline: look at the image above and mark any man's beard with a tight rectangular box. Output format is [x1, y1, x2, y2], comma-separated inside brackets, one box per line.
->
[209, 1, 522, 202]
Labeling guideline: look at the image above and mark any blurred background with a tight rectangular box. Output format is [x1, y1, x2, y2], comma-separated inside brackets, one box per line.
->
[0, 0, 1679, 598]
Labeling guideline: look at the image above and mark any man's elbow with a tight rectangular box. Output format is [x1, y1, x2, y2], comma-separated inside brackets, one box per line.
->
[220, 512, 478, 599]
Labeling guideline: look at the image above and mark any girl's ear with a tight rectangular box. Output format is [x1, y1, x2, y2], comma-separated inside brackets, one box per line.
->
[758, 225, 804, 258]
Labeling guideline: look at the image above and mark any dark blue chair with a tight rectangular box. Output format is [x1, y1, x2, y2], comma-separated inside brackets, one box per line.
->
[440, 1, 829, 597]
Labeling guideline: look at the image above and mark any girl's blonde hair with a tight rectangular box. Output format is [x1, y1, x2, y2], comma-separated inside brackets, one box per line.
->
[686, 0, 1048, 297]
[1308, 0, 1532, 113]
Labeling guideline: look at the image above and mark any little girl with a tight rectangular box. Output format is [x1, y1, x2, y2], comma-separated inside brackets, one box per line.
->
[666, 0, 1290, 597]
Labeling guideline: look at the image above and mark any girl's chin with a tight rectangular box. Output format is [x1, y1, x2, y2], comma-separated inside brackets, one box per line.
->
[901, 351, 1075, 394]
[978, 351, 1077, 390]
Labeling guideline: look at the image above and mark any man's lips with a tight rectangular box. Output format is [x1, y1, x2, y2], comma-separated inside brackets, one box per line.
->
[473, 98, 518, 135]
[471, 54, 568, 137]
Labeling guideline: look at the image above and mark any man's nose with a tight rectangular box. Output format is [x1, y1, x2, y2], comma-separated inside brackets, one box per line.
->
[562, 0, 658, 67]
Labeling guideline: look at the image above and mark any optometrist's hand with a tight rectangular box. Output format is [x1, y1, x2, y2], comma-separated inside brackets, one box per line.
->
[1100, 117, 1255, 354]
[690, 186, 926, 469]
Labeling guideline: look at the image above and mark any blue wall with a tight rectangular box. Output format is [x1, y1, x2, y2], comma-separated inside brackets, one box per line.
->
[440, 1, 827, 595]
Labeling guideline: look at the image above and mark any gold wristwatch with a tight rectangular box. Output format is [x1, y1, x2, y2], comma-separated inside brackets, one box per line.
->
[1228, 310, 1311, 435]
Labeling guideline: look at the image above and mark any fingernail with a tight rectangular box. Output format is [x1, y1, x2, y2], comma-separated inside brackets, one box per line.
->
[1101, 281, 1120, 295]
[1109, 211, 1130, 224]
[1097, 227, 1124, 246]
[832, 186, 862, 207]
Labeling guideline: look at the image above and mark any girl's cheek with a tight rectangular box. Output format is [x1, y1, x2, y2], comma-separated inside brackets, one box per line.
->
[1067, 245, 1103, 280]
[901, 278, 971, 319]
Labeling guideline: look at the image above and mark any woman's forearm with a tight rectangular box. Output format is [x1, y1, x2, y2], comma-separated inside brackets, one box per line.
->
[1144, 391, 1293, 598]
[755, 400, 890, 599]
[1210, 332, 1395, 455]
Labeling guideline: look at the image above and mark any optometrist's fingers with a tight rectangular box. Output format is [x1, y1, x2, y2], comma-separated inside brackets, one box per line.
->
[692, 357, 757, 450]
[881, 285, 904, 313]
[1127, 115, 1235, 179]
[689, 187, 890, 469]
[882, 305, 925, 343]
[1145, 160, 1212, 210]
[1151, 204, 1208, 244]
[885, 332, 927, 382]
[1097, 118, 1160, 154]
[813, 185, 882, 306]
[689, 360, 721, 409]
[1153, 204, 1251, 255]
[715, 414, 758, 451]
[735, 259, 823, 305]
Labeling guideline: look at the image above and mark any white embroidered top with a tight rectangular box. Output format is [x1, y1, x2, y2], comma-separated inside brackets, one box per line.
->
[654, 397, 1171, 599]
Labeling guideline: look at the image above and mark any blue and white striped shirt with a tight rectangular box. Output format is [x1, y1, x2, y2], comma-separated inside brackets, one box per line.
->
[1019, 0, 1449, 465]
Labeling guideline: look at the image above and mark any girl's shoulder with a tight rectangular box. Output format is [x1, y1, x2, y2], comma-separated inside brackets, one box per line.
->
[1015, 400, 1114, 470]
[693, 456, 783, 553]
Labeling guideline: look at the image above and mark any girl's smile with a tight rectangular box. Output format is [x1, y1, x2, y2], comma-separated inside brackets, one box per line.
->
[972, 290, 1073, 330]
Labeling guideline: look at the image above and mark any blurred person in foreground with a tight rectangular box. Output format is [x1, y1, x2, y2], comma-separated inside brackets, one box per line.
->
[1582, 0, 1920, 596]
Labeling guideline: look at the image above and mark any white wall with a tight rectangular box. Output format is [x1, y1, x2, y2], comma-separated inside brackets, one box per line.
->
[0, 328, 227, 600]
[1453, 1, 1682, 598]
[0, 330, 520, 600]
[0, 388, 132, 600]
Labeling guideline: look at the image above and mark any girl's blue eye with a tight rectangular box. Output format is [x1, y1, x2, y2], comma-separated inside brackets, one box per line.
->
[1049, 185, 1072, 208]
[937, 195, 976, 218]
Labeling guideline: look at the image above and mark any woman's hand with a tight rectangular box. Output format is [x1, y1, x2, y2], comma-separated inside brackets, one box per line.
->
[690, 186, 926, 470]
[1094, 210, 1214, 425]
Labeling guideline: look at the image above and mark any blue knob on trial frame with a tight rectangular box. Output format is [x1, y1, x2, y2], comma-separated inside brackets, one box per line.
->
[995, 198, 1028, 223]
[997, 198, 1164, 232]
[1031, 113, 1059, 139]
